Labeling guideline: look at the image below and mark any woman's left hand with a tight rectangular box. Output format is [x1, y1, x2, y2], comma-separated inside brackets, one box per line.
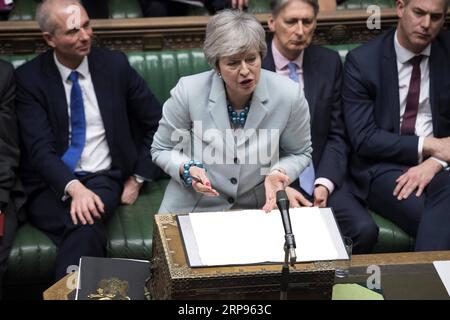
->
[190, 166, 220, 197]
[262, 170, 291, 212]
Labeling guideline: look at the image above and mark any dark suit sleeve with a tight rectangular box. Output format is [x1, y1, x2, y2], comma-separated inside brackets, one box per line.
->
[0, 62, 20, 205]
[15, 69, 76, 197]
[342, 51, 419, 165]
[315, 55, 349, 189]
[123, 53, 162, 180]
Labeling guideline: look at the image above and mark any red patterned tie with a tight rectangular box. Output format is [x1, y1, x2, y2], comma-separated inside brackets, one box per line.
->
[400, 55, 423, 135]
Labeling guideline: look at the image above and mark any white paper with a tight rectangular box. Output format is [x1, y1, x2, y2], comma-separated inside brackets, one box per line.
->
[433, 261, 450, 296]
[187, 207, 348, 267]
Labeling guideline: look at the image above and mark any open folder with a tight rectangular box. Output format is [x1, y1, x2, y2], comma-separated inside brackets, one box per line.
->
[178, 207, 349, 267]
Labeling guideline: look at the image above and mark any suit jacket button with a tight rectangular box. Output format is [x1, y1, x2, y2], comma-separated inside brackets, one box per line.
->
[228, 197, 234, 204]
[230, 178, 237, 185]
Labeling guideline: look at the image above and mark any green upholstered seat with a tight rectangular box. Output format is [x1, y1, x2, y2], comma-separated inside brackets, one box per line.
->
[4, 224, 56, 286]
[109, 0, 142, 19]
[324, 43, 361, 62]
[338, 0, 395, 10]
[7, 0, 37, 21]
[248, 0, 271, 14]
[127, 50, 210, 104]
[0, 54, 35, 67]
[106, 179, 169, 259]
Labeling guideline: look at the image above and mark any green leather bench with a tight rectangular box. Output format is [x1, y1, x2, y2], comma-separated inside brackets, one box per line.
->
[2, 0, 274, 21]
[2, 0, 399, 22]
[1, 47, 413, 298]
[337, 0, 395, 10]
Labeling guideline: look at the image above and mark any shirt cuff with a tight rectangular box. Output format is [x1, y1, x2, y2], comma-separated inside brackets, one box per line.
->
[135, 174, 153, 183]
[418, 136, 424, 163]
[62, 179, 79, 201]
[314, 178, 335, 195]
[429, 157, 448, 169]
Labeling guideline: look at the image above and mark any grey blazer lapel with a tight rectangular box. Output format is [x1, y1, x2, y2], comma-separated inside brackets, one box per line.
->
[208, 73, 230, 131]
[240, 71, 269, 145]
[207, 73, 234, 150]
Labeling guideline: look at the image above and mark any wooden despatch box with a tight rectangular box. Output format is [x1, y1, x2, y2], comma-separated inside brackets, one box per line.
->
[146, 214, 335, 300]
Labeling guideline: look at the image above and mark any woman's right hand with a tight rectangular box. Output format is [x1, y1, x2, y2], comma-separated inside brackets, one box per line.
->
[187, 166, 219, 197]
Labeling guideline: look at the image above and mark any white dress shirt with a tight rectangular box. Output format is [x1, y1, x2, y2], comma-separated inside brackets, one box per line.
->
[54, 54, 112, 195]
[271, 40, 335, 194]
[394, 32, 447, 168]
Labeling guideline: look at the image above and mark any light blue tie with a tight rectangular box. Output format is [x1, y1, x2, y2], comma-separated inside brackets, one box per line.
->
[287, 62, 300, 83]
[62, 71, 86, 172]
[287, 62, 315, 196]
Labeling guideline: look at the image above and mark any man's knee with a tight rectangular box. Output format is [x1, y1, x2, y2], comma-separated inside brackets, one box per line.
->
[427, 171, 450, 200]
[69, 222, 107, 248]
[353, 219, 379, 254]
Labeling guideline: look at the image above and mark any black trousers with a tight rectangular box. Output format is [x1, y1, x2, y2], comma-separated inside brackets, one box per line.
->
[0, 202, 18, 300]
[328, 179, 379, 254]
[27, 171, 122, 281]
[367, 163, 450, 251]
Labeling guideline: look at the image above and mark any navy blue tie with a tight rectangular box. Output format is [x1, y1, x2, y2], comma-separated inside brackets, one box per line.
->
[288, 62, 315, 195]
[62, 71, 86, 172]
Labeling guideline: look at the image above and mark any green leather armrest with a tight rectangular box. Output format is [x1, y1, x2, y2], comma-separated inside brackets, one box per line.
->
[5, 224, 56, 286]
[371, 211, 415, 253]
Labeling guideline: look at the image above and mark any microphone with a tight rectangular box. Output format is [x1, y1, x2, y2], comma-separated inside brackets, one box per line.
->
[276, 190, 297, 264]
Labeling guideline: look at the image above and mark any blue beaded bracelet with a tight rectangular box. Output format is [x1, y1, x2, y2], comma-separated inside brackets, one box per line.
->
[181, 160, 205, 187]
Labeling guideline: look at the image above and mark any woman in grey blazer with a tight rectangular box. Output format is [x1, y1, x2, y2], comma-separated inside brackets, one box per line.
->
[151, 10, 312, 214]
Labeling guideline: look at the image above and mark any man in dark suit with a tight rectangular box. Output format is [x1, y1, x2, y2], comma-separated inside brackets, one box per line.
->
[343, 0, 450, 250]
[15, 0, 162, 280]
[0, 60, 26, 299]
[262, 0, 378, 253]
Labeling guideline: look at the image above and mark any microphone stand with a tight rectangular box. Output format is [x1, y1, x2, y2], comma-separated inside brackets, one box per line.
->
[276, 190, 297, 300]
[280, 235, 296, 300]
